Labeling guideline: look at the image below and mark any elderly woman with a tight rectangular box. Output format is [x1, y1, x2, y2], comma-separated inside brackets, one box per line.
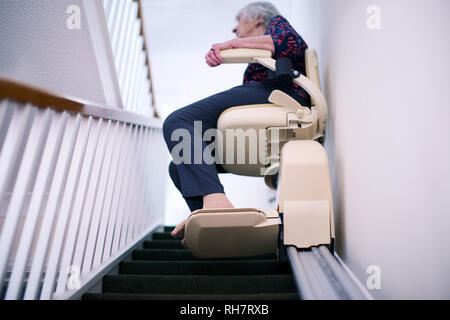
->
[163, 1, 310, 239]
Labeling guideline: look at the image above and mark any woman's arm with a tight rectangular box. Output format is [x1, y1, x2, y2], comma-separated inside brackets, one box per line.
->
[205, 36, 275, 67]
[230, 35, 275, 54]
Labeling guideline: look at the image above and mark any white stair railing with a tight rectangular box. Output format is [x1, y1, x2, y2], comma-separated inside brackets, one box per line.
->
[102, 0, 156, 117]
[0, 78, 167, 300]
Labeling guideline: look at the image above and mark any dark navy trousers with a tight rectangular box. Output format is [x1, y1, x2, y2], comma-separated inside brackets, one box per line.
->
[162, 81, 309, 212]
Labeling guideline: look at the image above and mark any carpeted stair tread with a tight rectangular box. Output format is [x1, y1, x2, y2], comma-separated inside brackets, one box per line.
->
[81, 226, 299, 300]
[83, 292, 299, 300]
[132, 249, 277, 261]
[102, 274, 297, 295]
[119, 260, 291, 275]
[143, 240, 185, 249]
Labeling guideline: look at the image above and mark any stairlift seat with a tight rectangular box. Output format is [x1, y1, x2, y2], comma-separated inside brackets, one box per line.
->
[184, 48, 335, 258]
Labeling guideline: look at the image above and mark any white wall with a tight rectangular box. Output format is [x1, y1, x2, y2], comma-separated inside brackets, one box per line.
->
[305, 0, 450, 299]
[0, 0, 109, 105]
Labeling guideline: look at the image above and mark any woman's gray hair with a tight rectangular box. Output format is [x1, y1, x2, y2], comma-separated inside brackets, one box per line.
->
[237, 2, 280, 28]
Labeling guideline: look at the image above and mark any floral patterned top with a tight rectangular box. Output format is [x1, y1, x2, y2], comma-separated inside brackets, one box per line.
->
[243, 15, 310, 104]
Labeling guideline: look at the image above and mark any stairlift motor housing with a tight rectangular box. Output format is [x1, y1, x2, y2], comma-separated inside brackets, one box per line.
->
[184, 48, 335, 258]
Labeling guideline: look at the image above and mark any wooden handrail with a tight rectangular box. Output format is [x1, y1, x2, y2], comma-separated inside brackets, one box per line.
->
[136, 0, 159, 118]
[0, 77, 162, 129]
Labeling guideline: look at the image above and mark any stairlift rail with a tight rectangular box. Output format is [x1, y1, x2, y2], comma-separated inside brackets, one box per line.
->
[287, 246, 370, 300]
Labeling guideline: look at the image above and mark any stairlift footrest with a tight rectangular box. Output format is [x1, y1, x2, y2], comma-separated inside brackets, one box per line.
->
[184, 208, 280, 258]
[283, 200, 331, 248]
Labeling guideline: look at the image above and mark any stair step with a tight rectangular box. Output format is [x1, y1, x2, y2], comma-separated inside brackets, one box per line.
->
[83, 292, 299, 300]
[119, 260, 291, 275]
[143, 240, 185, 249]
[102, 274, 297, 295]
[152, 232, 178, 240]
[81, 226, 299, 300]
[132, 249, 277, 261]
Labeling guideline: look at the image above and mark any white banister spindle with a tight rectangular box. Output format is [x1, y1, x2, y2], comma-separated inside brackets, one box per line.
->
[54, 118, 102, 296]
[101, 0, 153, 116]
[103, 0, 112, 18]
[118, 126, 142, 248]
[111, 1, 127, 57]
[96, 122, 129, 263]
[141, 129, 157, 232]
[141, 128, 156, 233]
[122, 21, 141, 108]
[0, 105, 34, 289]
[126, 34, 143, 110]
[133, 63, 146, 115]
[24, 114, 81, 300]
[118, 2, 138, 90]
[125, 126, 145, 244]
[115, 0, 132, 81]
[137, 52, 148, 114]
[5, 110, 64, 299]
[40, 116, 93, 300]
[111, 125, 138, 254]
[155, 136, 168, 218]
[0, 101, 13, 151]
[129, 127, 147, 239]
[130, 47, 145, 113]
[81, 120, 117, 274]
[106, 0, 119, 33]
[135, 128, 149, 235]
[1, 108, 52, 299]
[100, 123, 132, 261]
[91, 121, 125, 269]
[126, 125, 146, 243]
[72, 120, 111, 275]
[141, 69, 151, 116]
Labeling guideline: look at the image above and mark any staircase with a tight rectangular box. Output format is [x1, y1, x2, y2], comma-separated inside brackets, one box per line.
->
[83, 227, 299, 300]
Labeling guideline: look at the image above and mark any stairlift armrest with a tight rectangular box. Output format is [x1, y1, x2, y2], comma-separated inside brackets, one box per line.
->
[220, 48, 272, 64]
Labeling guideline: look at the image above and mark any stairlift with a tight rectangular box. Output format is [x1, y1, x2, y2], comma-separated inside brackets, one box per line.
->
[184, 48, 335, 259]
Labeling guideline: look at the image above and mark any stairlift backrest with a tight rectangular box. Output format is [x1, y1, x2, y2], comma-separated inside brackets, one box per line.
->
[304, 49, 321, 106]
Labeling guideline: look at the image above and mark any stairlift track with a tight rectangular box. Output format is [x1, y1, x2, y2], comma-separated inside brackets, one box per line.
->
[287, 246, 369, 300]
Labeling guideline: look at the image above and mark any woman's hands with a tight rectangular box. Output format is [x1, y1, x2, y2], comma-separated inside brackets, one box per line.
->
[204, 36, 275, 67]
[205, 39, 237, 67]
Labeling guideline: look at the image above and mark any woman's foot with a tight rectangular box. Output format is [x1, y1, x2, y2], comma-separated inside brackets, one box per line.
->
[202, 193, 235, 210]
[171, 220, 186, 238]
[171, 193, 234, 240]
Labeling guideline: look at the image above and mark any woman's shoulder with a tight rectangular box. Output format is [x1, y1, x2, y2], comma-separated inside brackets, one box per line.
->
[268, 15, 289, 26]
[267, 15, 295, 32]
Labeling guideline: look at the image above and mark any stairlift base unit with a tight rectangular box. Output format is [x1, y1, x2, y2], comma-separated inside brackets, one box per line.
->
[184, 141, 335, 259]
